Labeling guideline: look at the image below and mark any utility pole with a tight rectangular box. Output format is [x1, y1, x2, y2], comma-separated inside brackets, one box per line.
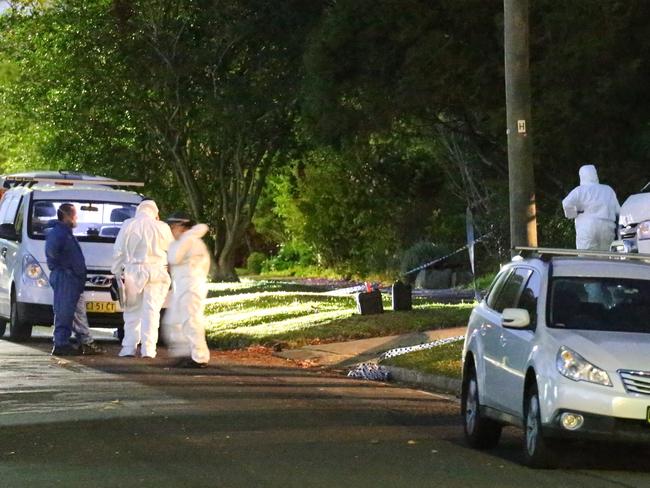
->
[504, 0, 538, 249]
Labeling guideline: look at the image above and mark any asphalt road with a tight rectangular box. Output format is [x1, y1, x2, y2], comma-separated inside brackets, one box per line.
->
[2, 335, 650, 487]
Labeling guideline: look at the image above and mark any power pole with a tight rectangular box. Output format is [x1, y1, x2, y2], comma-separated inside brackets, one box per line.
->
[504, 0, 538, 249]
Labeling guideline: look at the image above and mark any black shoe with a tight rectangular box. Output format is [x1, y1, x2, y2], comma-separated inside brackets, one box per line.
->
[79, 342, 105, 355]
[175, 358, 208, 369]
[51, 345, 81, 356]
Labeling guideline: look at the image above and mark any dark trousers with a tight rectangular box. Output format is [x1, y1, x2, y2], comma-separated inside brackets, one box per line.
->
[51, 269, 87, 347]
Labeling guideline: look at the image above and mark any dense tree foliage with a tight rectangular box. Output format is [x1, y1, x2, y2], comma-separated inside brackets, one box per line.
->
[0, 0, 323, 280]
[2, 0, 650, 278]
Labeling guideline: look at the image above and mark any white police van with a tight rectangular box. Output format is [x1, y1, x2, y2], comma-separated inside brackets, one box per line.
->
[0, 172, 143, 340]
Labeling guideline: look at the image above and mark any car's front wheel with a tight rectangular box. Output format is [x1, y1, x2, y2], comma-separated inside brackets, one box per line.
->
[462, 366, 502, 449]
[523, 383, 557, 468]
[9, 297, 32, 342]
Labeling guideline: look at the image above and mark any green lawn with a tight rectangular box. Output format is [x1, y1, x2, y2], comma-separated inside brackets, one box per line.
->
[204, 279, 473, 350]
[380, 339, 465, 379]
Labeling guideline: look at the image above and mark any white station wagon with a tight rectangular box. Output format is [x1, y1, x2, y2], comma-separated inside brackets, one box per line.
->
[0, 172, 143, 341]
[462, 247, 650, 468]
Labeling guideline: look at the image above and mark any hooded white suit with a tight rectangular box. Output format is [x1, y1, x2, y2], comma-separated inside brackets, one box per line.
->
[111, 200, 174, 357]
[562, 165, 620, 251]
[163, 223, 211, 364]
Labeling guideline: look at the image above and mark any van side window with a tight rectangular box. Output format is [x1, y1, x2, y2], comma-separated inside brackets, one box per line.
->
[0, 194, 20, 225]
[0, 193, 11, 224]
[491, 268, 533, 313]
[14, 197, 25, 236]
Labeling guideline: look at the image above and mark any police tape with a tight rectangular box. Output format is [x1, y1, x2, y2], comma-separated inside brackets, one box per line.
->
[347, 335, 466, 381]
[403, 233, 492, 276]
[378, 335, 465, 361]
[347, 363, 391, 381]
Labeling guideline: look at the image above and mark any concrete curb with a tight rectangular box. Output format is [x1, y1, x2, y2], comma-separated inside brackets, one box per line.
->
[383, 365, 461, 396]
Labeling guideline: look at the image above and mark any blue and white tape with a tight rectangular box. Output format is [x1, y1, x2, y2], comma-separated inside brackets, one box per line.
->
[347, 335, 465, 381]
[378, 335, 465, 361]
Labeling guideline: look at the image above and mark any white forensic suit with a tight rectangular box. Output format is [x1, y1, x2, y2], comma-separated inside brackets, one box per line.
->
[562, 165, 620, 251]
[111, 200, 174, 358]
[163, 223, 211, 364]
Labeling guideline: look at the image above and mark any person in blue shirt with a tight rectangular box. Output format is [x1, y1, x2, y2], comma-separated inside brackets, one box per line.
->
[45, 203, 104, 356]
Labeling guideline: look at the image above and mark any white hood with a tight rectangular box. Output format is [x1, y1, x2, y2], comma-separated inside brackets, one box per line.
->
[619, 192, 650, 227]
[136, 200, 159, 219]
[33, 242, 117, 272]
[579, 164, 599, 185]
[549, 328, 650, 372]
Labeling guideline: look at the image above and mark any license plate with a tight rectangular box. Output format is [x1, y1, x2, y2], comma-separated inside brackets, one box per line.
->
[86, 301, 117, 314]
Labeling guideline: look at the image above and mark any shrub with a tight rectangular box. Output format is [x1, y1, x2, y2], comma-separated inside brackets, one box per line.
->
[474, 271, 498, 291]
[399, 241, 459, 282]
[246, 252, 267, 275]
[262, 241, 316, 272]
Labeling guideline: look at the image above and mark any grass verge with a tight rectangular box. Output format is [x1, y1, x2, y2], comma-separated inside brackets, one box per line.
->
[380, 339, 464, 379]
[204, 279, 473, 350]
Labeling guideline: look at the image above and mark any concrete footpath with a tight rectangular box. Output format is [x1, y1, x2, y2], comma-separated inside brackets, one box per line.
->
[275, 326, 465, 394]
[275, 326, 465, 367]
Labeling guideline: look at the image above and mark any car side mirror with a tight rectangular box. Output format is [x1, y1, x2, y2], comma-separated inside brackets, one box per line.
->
[0, 223, 19, 241]
[502, 308, 530, 329]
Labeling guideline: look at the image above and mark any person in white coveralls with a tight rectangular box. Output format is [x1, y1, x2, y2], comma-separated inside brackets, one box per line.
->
[111, 200, 173, 358]
[562, 164, 620, 251]
[162, 212, 211, 368]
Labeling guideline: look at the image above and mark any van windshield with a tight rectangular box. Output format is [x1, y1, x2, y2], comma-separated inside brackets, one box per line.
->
[549, 277, 650, 333]
[29, 200, 137, 242]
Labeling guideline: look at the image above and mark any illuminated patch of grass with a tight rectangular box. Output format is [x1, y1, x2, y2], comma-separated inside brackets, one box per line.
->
[381, 339, 464, 379]
[206, 303, 345, 330]
[203, 281, 473, 350]
[205, 292, 354, 314]
[207, 279, 332, 298]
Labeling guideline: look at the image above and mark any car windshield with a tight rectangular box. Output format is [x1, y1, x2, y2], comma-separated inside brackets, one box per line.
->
[29, 200, 137, 242]
[549, 277, 650, 333]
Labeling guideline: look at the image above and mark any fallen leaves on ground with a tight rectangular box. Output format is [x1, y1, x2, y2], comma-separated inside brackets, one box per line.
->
[210, 345, 323, 370]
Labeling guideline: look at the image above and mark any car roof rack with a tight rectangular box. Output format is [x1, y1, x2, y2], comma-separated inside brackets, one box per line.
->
[513, 246, 650, 262]
[1, 176, 144, 189]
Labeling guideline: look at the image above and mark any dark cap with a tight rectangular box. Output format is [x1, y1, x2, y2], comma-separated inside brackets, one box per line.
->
[166, 211, 194, 226]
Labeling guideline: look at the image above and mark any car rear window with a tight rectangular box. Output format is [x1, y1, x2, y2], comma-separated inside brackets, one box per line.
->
[549, 277, 650, 332]
[28, 200, 137, 242]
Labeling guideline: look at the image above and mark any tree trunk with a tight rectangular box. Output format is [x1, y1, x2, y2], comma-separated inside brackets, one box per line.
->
[212, 246, 239, 282]
[206, 219, 240, 282]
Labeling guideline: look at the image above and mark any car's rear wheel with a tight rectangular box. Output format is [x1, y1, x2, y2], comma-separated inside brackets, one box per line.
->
[9, 296, 32, 342]
[523, 383, 557, 468]
[0, 320, 6, 337]
[462, 366, 502, 449]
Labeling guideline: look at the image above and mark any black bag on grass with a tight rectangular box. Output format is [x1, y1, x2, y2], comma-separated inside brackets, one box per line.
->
[391, 280, 412, 311]
[356, 289, 383, 315]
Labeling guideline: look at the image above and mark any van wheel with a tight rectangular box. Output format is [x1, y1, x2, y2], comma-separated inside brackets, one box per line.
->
[523, 383, 557, 468]
[462, 366, 502, 449]
[9, 298, 32, 342]
[0, 320, 6, 337]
